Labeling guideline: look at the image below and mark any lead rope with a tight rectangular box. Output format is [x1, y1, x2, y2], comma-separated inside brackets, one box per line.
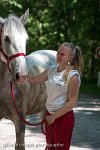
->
[10, 80, 46, 132]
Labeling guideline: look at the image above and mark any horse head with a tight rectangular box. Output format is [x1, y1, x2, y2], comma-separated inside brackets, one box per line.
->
[0, 9, 29, 83]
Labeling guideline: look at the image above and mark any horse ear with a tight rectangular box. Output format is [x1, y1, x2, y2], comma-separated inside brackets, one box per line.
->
[20, 8, 29, 25]
[0, 17, 5, 30]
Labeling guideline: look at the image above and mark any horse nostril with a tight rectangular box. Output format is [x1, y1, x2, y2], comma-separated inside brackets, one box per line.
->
[16, 72, 19, 80]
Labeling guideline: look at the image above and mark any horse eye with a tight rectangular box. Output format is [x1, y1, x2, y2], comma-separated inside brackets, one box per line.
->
[4, 36, 11, 43]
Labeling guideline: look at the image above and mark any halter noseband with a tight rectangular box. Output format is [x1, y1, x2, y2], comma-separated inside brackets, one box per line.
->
[0, 33, 26, 71]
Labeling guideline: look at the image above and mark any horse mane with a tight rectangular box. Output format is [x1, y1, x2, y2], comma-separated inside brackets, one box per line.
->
[3, 14, 28, 41]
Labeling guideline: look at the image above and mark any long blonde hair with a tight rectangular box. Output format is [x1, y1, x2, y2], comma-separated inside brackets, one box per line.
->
[61, 42, 84, 82]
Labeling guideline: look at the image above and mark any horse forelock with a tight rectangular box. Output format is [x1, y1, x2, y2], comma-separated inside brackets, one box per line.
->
[3, 15, 28, 41]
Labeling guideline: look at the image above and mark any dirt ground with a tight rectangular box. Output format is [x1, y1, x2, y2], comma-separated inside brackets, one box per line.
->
[0, 93, 100, 150]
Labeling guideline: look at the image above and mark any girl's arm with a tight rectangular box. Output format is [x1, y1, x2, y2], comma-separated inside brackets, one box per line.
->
[46, 75, 80, 125]
[27, 70, 48, 84]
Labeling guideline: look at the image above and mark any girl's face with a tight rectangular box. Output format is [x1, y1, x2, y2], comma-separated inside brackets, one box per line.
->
[57, 45, 72, 66]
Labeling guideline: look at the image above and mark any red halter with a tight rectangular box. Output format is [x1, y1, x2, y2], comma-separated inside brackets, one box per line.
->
[0, 39, 26, 71]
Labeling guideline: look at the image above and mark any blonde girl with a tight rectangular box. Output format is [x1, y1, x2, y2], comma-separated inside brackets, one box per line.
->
[20, 42, 84, 150]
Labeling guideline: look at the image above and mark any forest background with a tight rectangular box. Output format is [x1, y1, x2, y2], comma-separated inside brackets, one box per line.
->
[0, 0, 100, 94]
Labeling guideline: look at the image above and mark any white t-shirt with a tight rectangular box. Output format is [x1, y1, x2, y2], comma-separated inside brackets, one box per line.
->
[45, 65, 80, 114]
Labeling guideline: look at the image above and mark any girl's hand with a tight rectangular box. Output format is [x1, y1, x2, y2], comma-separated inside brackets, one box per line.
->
[46, 114, 56, 126]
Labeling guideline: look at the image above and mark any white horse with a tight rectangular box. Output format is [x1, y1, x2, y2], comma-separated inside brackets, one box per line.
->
[0, 9, 57, 150]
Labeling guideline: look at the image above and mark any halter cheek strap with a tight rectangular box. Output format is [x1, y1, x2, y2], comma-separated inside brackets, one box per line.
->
[0, 48, 8, 60]
[0, 48, 26, 71]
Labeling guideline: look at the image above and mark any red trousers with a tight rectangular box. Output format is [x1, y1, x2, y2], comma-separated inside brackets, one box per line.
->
[45, 110, 75, 150]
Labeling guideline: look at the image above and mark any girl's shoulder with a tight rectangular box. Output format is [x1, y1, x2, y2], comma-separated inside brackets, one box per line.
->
[66, 69, 81, 85]
[68, 70, 80, 77]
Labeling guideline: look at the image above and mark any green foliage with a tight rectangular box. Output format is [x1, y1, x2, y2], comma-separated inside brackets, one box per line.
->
[80, 80, 100, 95]
[0, 0, 100, 84]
